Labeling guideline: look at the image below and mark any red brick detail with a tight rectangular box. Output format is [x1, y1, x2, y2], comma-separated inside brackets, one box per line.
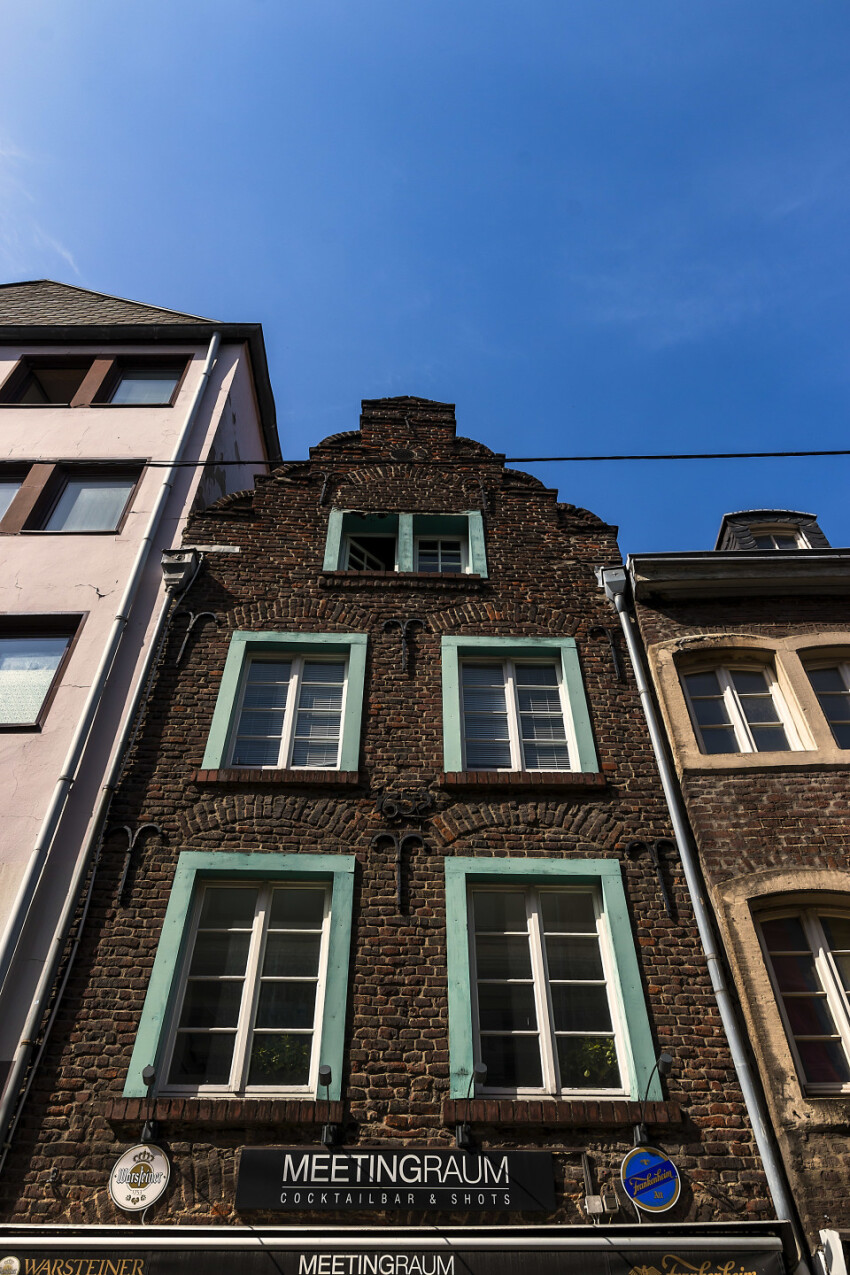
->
[104, 1097, 344, 1128]
[191, 769, 360, 786]
[438, 771, 607, 791]
[441, 1098, 682, 1127]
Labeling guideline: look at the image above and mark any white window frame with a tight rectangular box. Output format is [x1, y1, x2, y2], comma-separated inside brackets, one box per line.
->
[161, 880, 332, 1097]
[228, 653, 349, 770]
[750, 523, 810, 550]
[757, 906, 850, 1095]
[468, 884, 628, 1097]
[459, 656, 578, 772]
[414, 535, 469, 574]
[681, 662, 803, 755]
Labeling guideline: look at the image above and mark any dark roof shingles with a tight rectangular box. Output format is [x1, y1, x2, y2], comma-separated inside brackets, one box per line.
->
[0, 280, 216, 326]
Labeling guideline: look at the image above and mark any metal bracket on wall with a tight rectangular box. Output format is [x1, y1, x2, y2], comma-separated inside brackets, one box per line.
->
[370, 830, 426, 913]
[589, 624, 625, 682]
[626, 838, 677, 919]
[383, 617, 429, 673]
[316, 471, 336, 506]
[174, 610, 220, 665]
[108, 823, 164, 905]
[478, 474, 490, 514]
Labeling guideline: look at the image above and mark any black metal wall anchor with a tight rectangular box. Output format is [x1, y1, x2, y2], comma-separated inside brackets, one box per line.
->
[375, 790, 435, 822]
[371, 830, 426, 912]
[174, 610, 220, 665]
[109, 823, 164, 905]
[478, 474, 490, 514]
[626, 838, 677, 919]
[589, 624, 625, 682]
[383, 617, 429, 673]
[316, 471, 336, 505]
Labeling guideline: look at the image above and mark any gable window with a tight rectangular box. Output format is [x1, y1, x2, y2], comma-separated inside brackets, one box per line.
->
[201, 631, 367, 774]
[0, 617, 82, 728]
[0, 355, 188, 407]
[759, 908, 850, 1092]
[681, 665, 800, 754]
[230, 656, 347, 768]
[324, 510, 487, 577]
[806, 664, 850, 749]
[441, 636, 598, 775]
[445, 858, 660, 1101]
[124, 852, 355, 1100]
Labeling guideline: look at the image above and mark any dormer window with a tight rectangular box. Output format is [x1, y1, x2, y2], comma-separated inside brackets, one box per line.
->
[750, 525, 808, 551]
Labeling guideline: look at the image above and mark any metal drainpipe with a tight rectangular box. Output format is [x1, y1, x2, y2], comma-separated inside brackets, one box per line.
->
[596, 565, 811, 1275]
[0, 333, 220, 1001]
[0, 549, 204, 1170]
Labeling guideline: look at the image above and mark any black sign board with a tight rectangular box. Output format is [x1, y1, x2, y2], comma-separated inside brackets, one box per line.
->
[235, 1148, 555, 1211]
[0, 1247, 786, 1275]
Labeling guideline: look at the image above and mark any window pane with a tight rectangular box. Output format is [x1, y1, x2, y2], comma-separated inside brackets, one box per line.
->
[168, 1032, 234, 1086]
[473, 891, 527, 932]
[110, 367, 180, 405]
[738, 695, 780, 725]
[269, 888, 326, 929]
[782, 995, 837, 1036]
[700, 726, 740, 754]
[290, 739, 340, 767]
[255, 981, 317, 1030]
[556, 1036, 620, 1088]
[262, 932, 322, 977]
[551, 984, 612, 1033]
[346, 536, 396, 570]
[465, 739, 513, 768]
[237, 709, 286, 737]
[199, 888, 258, 928]
[293, 711, 341, 738]
[769, 953, 820, 993]
[44, 477, 135, 531]
[477, 982, 538, 1032]
[545, 935, 604, 981]
[247, 661, 292, 684]
[189, 933, 252, 978]
[750, 725, 790, 751]
[232, 738, 284, 767]
[523, 742, 570, 770]
[178, 981, 244, 1029]
[475, 935, 532, 979]
[480, 1035, 542, 1089]
[0, 480, 21, 519]
[690, 698, 732, 727]
[797, 1039, 850, 1085]
[809, 668, 845, 693]
[761, 916, 808, 949]
[520, 715, 566, 740]
[243, 682, 289, 710]
[515, 665, 559, 686]
[20, 365, 88, 404]
[248, 1033, 311, 1085]
[816, 694, 850, 721]
[832, 723, 850, 749]
[684, 671, 722, 697]
[0, 636, 69, 724]
[821, 915, 850, 951]
[731, 670, 771, 696]
[540, 892, 597, 933]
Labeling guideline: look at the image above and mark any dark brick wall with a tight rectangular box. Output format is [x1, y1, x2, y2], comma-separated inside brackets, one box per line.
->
[635, 587, 850, 1242]
[0, 400, 772, 1231]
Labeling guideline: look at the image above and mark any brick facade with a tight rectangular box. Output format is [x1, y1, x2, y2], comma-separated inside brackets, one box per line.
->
[0, 399, 773, 1234]
[634, 578, 850, 1247]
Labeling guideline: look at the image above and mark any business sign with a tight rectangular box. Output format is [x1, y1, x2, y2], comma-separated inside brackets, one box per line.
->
[108, 1145, 170, 1213]
[620, 1145, 681, 1213]
[0, 1248, 786, 1275]
[236, 1148, 555, 1212]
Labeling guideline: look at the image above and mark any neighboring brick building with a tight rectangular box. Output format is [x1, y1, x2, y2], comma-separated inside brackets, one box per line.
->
[625, 509, 850, 1268]
[0, 405, 793, 1273]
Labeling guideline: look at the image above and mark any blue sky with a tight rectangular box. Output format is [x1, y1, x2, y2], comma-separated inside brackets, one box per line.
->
[1, 0, 849, 553]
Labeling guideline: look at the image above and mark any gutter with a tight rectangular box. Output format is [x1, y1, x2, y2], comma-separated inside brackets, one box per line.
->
[596, 564, 811, 1275]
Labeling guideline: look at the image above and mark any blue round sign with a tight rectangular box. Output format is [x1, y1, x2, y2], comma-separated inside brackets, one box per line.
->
[620, 1145, 681, 1213]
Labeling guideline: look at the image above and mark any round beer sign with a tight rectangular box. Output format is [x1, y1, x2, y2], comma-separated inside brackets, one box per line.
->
[108, 1143, 170, 1212]
[620, 1144, 680, 1213]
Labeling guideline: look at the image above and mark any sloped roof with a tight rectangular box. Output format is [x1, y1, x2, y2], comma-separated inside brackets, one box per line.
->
[0, 280, 215, 326]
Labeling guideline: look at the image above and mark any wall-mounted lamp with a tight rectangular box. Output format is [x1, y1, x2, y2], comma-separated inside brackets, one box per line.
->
[455, 1063, 488, 1150]
[141, 1065, 158, 1144]
[318, 1064, 340, 1147]
[633, 1051, 673, 1146]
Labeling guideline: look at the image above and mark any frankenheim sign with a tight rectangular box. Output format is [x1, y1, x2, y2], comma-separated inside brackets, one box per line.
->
[236, 1148, 555, 1212]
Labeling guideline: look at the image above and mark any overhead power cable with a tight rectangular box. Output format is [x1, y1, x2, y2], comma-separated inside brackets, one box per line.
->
[31, 446, 850, 468]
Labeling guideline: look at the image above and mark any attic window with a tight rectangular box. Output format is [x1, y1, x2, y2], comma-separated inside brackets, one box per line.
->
[2, 360, 91, 405]
[0, 355, 188, 407]
[750, 525, 809, 550]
